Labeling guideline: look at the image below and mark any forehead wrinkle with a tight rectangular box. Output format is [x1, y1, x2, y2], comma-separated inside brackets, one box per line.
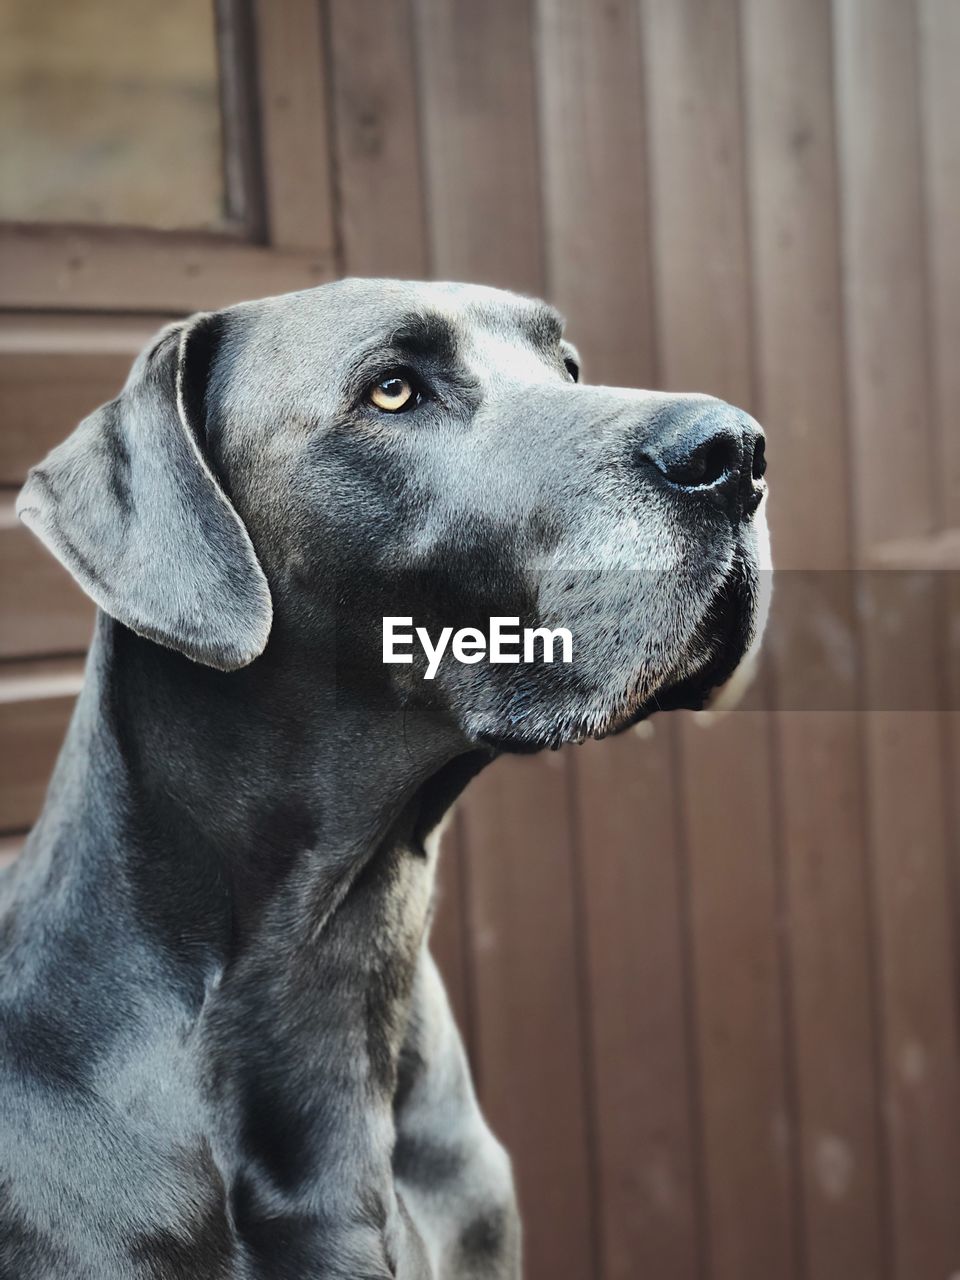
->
[383, 310, 459, 364]
[524, 303, 565, 348]
[463, 299, 565, 355]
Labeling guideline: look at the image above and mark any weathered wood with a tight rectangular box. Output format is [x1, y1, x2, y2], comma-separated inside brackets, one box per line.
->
[640, 1, 797, 1276]
[534, 0, 655, 387]
[570, 729, 701, 1280]
[0, 228, 333, 313]
[917, 0, 960, 1080]
[327, 0, 429, 279]
[252, 0, 337, 254]
[740, 0, 884, 1275]
[459, 755, 596, 1280]
[414, 0, 544, 294]
[833, 0, 960, 1275]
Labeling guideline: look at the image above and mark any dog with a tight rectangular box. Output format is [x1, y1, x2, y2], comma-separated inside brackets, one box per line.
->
[0, 279, 769, 1279]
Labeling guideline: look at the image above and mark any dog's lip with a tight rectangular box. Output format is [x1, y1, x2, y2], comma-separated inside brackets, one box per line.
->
[622, 560, 755, 725]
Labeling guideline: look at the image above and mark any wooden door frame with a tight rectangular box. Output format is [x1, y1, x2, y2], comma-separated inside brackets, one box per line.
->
[0, 0, 338, 313]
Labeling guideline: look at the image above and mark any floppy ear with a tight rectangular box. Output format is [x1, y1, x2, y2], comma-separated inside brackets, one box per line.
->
[16, 313, 272, 671]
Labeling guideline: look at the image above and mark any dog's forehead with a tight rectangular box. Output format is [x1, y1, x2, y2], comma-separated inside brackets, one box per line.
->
[233, 278, 564, 375]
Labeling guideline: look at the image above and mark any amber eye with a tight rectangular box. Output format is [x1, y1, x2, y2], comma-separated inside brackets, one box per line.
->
[368, 373, 418, 413]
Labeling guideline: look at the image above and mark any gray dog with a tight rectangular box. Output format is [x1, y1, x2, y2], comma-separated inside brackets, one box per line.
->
[0, 280, 769, 1279]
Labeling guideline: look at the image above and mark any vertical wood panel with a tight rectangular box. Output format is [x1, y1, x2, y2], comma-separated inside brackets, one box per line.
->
[833, 1, 960, 1277]
[640, 2, 797, 1278]
[414, 0, 544, 294]
[534, 0, 655, 385]
[739, 2, 885, 1277]
[917, 0, 960, 1014]
[327, 0, 428, 278]
[462, 755, 595, 1280]
[252, 0, 336, 253]
[571, 730, 701, 1280]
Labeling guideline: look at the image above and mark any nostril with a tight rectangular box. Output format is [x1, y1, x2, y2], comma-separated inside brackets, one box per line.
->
[663, 431, 741, 490]
[751, 436, 767, 481]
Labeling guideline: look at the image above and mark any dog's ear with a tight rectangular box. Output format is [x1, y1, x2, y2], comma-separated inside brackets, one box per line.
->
[16, 313, 272, 671]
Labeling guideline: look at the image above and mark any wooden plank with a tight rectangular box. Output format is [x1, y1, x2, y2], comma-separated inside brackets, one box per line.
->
[534, 0, 655, 385]
[0, 314, 161, 483]
[252, 0, 337, 254]
[739, 1, 884, 1276]
[413, 0, 544, 293]
[640, 2, 797, 1277]
[0, 227, 333, 313]
[534, 8, 698, 1276]
[0, 658, 84, 834]
[833, 1, 960, 1276]
[459, 754, 595, 1280]
[327, 0, 429, 278]
[917, 0, 960, 1056]
[571, 729, 701, 1280]
[0, 497, 94, 658]
[917, 0, 960, 533]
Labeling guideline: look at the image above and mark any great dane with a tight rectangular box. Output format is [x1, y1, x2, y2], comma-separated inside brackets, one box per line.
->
[0, 279, 769, 1279]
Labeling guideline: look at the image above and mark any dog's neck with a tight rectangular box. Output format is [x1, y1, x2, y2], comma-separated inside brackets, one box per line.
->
[21, 614, 490, 1223]
[37, 613, 477, 946]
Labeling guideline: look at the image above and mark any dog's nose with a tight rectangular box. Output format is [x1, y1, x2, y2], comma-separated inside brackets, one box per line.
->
[641, 402, 766, 522]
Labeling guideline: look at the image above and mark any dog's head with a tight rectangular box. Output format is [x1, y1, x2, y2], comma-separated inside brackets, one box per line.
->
[18, 279, 769, 752]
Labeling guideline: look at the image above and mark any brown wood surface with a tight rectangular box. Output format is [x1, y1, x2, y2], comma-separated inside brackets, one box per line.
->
[327, 0, 429, 279]
[252, 0, 336, 254]
[414, 0, 544, 295]
[571, 730, 701, 1280]
[918, 0, 960, 1067]
[833, 2, 960, 1278]
[534, 0, 655, 387]
[740, 2, 885, 1277]
[0, 227, 333, 314]
[460, 755, 596, 1280]
[641, 2, 798, 1278]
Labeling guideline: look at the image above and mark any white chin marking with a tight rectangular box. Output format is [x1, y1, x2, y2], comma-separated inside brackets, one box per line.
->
[694, 496, 772, 726]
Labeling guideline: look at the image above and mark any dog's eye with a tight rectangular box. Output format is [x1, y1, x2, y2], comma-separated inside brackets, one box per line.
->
[564, 356, 580, 383]
[367, 372, 421, 413]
